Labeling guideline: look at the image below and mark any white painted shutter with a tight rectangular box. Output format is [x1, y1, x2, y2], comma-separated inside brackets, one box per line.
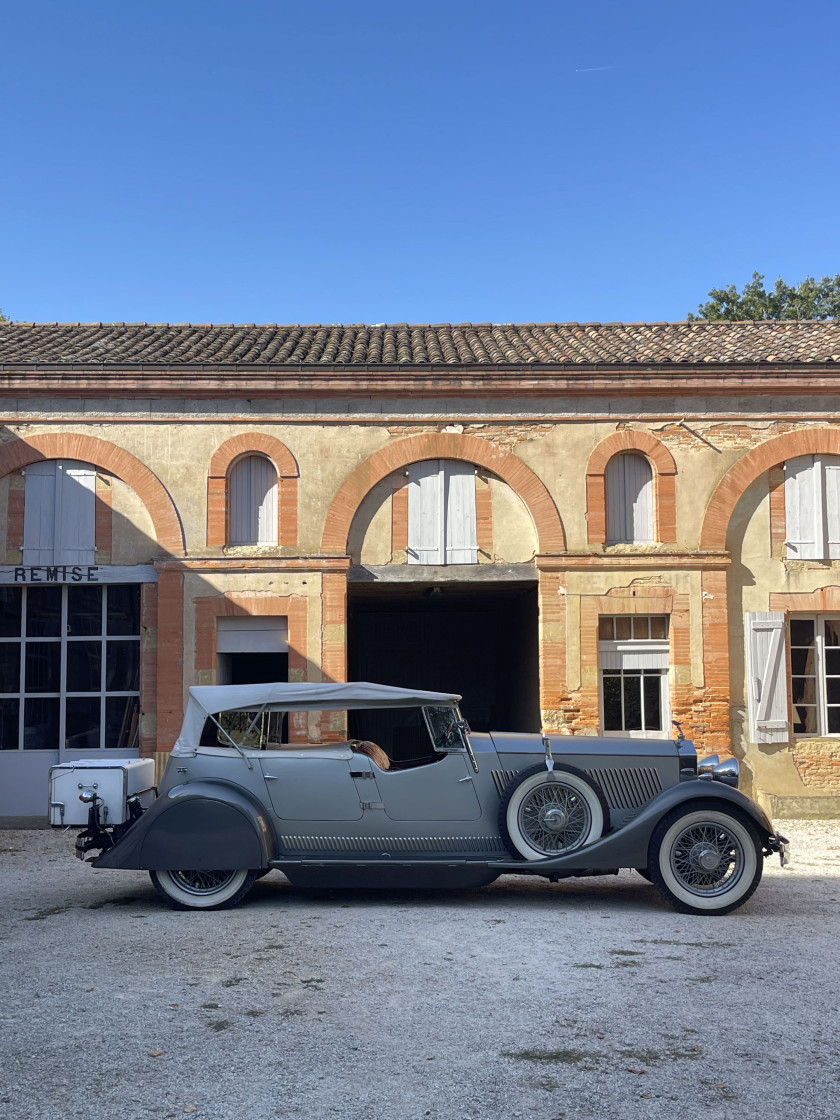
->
[606, 454, 653, 543]
[785, 455, 820, 558]
[745, 611, 790, 744]
[229, 456, 277, 544]
[444, 463, 478, 563]
[56, 463, 96, 564]
[407, 460, 444, 564]
[822, 456, 840, 559]
[23, 461, 58, 564]
[23, 460, 95, 564]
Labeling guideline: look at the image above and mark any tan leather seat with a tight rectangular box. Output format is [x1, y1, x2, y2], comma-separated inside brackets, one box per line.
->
[350, 739, 391, 770]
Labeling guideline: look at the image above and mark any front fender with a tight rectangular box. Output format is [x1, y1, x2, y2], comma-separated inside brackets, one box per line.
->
[92, 780, 277, 871]
[495, 780, 777, 873]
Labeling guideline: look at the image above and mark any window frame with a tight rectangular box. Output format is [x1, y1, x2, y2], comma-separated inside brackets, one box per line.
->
[0, 584, 141, 753]
[605, 452, 654, 545]
[227, 454, 279, 546]
[597, 614, 670, 739]
[789, 612, 840, 737]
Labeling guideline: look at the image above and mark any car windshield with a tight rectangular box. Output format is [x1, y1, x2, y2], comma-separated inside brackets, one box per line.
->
[423, 705, 463, 750]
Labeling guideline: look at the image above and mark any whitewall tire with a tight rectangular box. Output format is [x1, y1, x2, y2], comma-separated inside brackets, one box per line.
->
[150, 868, 258, 910]
[649, 803, 763, 915]
[499, 764, 608, 861]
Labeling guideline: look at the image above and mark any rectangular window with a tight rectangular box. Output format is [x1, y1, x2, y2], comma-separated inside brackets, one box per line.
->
[598, 615, 670, 737]
[0, 584, 141, 751]
[790, 615, 840, 736]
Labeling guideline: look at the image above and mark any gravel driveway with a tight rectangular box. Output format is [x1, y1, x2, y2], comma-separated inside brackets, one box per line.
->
[1, 820, 838, 1120]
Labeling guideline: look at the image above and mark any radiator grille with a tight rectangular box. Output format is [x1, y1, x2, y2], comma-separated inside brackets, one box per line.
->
[281, 834, 506, 854]
[585, 766, 663, 809]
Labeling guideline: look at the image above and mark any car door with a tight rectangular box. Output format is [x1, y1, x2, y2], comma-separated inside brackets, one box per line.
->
[371, 751, 482, 821]
[259, 752, 365, 821]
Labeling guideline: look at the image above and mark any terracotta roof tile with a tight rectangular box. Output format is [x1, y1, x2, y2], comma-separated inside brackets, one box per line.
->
[1, 320, 840, 367]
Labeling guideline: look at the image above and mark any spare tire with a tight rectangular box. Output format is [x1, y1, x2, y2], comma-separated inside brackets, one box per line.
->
[499, 763, 609, 861]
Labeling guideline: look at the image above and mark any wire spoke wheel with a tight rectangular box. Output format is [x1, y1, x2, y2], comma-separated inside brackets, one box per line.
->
[150, 867, 258, 910]
[518, 783, 592, 855]
[500, 764, 608, 861]
[649, 803, 763, 915]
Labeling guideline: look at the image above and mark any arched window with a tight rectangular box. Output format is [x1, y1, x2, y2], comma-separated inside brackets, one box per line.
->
[784, 454, 840, 559]
[23, 459, 96, 564]
[407, 459, 477, 564]
[228, 455, 278, 545]
[605, 453, 654, 544]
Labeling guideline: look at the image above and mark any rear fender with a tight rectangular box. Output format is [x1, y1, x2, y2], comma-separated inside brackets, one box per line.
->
[92, 781, 277, 871]
[495, 780, 776, 873]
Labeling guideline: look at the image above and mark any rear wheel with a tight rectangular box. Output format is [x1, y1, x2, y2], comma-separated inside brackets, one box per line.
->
[150, 868, 257, 910]
[500, 764, 608, 860]
[648, 802, 763, 915]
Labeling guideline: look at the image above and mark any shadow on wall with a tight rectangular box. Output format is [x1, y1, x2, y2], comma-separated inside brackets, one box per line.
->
[0, 428, 320, 766]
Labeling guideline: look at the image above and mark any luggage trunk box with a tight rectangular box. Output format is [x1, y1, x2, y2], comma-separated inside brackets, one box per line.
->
[49, 758, 156, 827]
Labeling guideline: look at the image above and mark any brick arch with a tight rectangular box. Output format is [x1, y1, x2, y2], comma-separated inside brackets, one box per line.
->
[701, 428, 840, 550]
[0, 432, 185, 554]
[207, 434, 299, 548]
[586, 430, 677, 544]
[320, 433, 565, 554]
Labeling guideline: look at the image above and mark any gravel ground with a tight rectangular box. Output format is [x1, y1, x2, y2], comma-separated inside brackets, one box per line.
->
[1, 820, 838, 1120]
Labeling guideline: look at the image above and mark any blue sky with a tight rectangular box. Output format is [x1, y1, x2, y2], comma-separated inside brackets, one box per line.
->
[2, 0, 838, 325]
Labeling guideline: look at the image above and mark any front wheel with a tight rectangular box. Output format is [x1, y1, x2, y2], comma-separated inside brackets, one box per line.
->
[150, 868, 258, 910]
[648, 802, 763, 915]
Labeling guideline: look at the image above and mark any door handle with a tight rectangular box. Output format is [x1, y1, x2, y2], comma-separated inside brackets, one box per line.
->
[458, 775, 473, 782]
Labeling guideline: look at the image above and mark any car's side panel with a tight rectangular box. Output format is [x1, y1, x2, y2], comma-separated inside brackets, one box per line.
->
[494, 781, 776, 872]
[259, 756, 366, 820]
[372, 752, 482, 821]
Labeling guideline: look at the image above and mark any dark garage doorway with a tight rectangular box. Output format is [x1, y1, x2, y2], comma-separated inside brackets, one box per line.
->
[217, 652, 289, 685]
[348, 582, 539, 733]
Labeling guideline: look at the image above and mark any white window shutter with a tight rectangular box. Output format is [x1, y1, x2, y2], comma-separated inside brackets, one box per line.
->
[785, 456, 820, 558]
[23, 461, 58, 564]
[229, 456, 277, 544]
[606, 454, 653, 543]
[627, 454, 653, 542]
[444, 463, 477, 563]
[822, 456, 840, 559]
[251, 456, 278, 544]
[745, 611, 790, 744]
[56, 463, 96, 564]
[407, 460, 444, 564]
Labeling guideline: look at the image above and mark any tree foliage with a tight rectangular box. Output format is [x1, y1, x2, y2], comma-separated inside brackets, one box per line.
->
[689, 272, 840, 321]
[0, 308, 8, 323]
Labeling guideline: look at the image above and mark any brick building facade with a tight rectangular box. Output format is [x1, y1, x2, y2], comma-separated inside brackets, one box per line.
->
[1, 319, 840, 818]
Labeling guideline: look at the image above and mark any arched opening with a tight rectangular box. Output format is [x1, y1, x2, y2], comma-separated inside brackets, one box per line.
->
[345, 452, 540, 736]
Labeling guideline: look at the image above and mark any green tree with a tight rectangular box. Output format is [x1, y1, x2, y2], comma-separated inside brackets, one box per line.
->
[0, 308, 8, 322]
[689, 272, 840, 321]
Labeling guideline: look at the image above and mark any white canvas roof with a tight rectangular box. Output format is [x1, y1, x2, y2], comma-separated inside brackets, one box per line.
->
[172, 681, 461, 756]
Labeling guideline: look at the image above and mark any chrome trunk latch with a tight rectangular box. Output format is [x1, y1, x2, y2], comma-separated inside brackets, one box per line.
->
[542, 734, 555, 773]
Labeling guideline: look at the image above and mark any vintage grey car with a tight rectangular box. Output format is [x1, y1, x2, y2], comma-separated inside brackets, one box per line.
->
[56, 682, 789, 915]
